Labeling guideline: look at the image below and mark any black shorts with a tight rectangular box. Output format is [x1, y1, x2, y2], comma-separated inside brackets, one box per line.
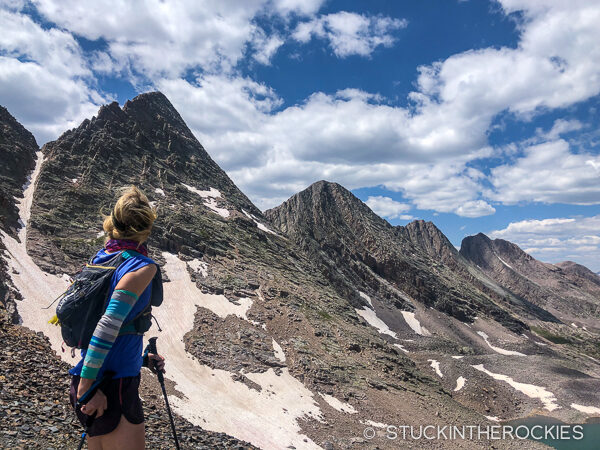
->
[69, 374, 144, 437]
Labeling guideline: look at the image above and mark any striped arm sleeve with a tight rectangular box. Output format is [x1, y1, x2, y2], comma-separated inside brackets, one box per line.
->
[80, 289, 139, 380]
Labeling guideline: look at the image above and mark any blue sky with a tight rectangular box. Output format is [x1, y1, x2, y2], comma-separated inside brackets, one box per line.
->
[0, 0, 599, 270]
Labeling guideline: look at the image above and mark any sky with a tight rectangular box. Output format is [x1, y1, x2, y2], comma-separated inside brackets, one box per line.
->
[0, 0, 599, 271]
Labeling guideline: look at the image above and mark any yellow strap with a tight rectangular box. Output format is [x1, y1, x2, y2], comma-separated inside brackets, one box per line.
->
[48, 314, 60, 326]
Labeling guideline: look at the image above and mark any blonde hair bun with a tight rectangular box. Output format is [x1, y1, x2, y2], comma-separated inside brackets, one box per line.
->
[103, 185, 157, 244]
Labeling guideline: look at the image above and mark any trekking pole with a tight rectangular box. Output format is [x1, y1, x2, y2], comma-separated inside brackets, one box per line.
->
[148, 337, 180, 450]
[76, 371, 114, 449]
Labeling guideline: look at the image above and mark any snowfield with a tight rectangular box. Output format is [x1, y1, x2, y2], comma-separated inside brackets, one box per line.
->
[147, 252, 324, 449]
[472, 364, 559, 411]
[1, 152, 77, 365]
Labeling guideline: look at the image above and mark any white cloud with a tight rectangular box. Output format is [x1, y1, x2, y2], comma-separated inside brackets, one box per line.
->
[272, 0, 325, 17]
[455, 200, 496, 218]
[293, 11, 407, 57]
[30, 0, 325, 78]
[250, 29, 284, 65]
[0, 9, 89, 78]
[364, 196, 411, 219]
[0, 58, 104, 143]
[488, 215, 600, 271]
[488, 139, 600, 205]
[0, 8, 105, 144]
[537, 119, 583, 140]
[2, 0, 599, 218]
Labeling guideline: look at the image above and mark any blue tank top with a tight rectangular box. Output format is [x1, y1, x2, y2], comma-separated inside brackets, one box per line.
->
[69, 248, 156, 379]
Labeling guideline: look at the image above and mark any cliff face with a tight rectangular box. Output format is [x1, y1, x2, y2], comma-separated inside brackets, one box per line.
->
[0, 106, 39, 324]
[0, 106, 38, 235]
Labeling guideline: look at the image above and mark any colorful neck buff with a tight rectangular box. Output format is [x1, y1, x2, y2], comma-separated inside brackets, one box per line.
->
[105, 238, 148, 257]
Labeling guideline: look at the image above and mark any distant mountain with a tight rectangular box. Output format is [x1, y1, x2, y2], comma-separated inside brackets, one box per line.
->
[402, 221, 560, 324]
[266, 181, 526, 331]
[460, 233, 600, 321]
[555, 260, 600, 287]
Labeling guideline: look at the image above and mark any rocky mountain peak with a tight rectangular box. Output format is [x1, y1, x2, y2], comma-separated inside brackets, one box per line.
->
[28, 92, 264, 273]
[122, 91, 189, 132]
[401, 219, 458, 261]
[265, 179, 390, 236]
[556, 261, 600, 287]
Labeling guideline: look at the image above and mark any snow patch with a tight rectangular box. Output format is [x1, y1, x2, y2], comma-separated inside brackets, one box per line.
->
[318, 393, 357, 414]
[477, 331, 526, 356]
[187, 258, 208, 277]
[497, 256, 513, 270]
[570, 404, 600, 415]
[147, 252, 322, 449]
[272, 338, 286, 362]
[401, 311, 431, 336]
[183, 184, 229, 218]
[451, 356, 464, 360]
[361, 420, 388, 428]
[485, 416, 500, 422]
[71, 178, 77, 183]
[242, 209, 277, 235]
[203, 197, 230, 218]
[427, 359, 443, 378]
[355, 306, 397, 339]
[182, 184, 221, 198]
[454, 376, 466, 392]
[154, 188, 165, 196]
[359, 291, 373, 308]
[472, 364, 559, 411]
[393, 343, 409, 354]
[571, 323, 578, 328]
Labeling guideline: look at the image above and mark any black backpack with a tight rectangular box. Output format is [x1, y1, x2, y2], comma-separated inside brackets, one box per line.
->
[55, 249, 163, 349]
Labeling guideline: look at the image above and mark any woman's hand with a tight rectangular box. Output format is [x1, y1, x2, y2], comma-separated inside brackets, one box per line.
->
[80, 390, 108, 417]
[148, 353, 166, 374]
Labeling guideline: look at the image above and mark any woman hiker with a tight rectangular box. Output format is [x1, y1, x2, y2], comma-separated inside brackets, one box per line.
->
[69, 185, 166, 449]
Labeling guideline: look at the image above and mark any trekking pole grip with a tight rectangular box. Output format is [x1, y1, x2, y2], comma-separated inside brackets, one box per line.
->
[147, 337, 164, 383]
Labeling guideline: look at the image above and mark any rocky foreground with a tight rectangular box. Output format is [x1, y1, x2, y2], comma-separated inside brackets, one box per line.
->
[0, 307, 256, 449]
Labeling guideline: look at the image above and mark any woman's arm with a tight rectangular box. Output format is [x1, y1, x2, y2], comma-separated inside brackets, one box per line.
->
[77, 264, 156, 412]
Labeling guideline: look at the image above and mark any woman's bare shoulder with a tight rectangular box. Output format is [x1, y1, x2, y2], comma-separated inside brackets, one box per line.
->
[115, 264, 157, 297]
